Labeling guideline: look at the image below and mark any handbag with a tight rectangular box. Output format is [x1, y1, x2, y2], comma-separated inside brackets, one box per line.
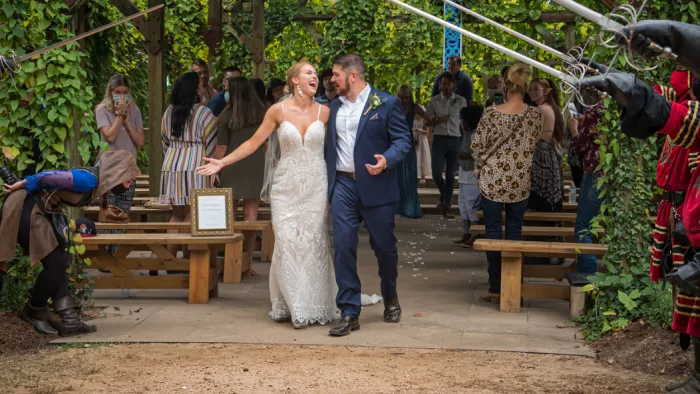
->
[98, 196, 130, 223]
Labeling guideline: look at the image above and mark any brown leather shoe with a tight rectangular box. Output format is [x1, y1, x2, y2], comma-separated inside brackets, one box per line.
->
[452, 233, 471, 245]
[329, 316, 360, 336]
[383, 298, 402, 323]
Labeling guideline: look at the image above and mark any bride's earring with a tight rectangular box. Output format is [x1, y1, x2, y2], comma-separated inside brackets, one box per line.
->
[296, 84, 303, 98]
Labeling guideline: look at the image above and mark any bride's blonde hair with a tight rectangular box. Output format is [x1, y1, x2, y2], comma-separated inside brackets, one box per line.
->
[286, 61, 314, 96]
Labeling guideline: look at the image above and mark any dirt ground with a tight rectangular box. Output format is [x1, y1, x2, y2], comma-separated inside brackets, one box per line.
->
[0, 342, 676, 394]
[0, 313, 690, 393]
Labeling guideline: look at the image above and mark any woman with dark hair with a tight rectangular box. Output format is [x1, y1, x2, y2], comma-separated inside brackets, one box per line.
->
[216, 77, 266, 275]
[266, 78, 286, 105]
[0, 150, 140, 336]
[527, 78, 565, 212]
[395, 85, 424, 218]
[160, 72, 217, 257]
[250, 78, 267, 106]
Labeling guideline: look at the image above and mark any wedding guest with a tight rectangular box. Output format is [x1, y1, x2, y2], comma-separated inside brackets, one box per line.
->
[216, 77, 266, 275]
[266, 78, 286, 106]
[191, 58, 218, 106]
[453, 103, 483, 247]
[414, 108, 431, 184]
[395, 85, 425, 218]
[425, 71, 468, 218]
[315, 68, 338, 106]
[473, 63, 544, 302]
[94, 74, 144, 253]
[527, 78, 564, 213]
[251, 78, 267, 104]
[570, 100, 605, 274]
[431, 55, 473, 105]
[207, 66, 242, 116]
[485, 75, 504, 107]
[160, 72, 217, 258]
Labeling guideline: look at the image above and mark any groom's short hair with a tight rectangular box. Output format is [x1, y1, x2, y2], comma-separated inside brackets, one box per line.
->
[333, 54, 365, 80]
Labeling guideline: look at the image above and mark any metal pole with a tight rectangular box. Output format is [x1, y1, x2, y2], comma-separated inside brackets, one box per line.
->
[387, 0, 578, 85]
[443, 0, 575, 63]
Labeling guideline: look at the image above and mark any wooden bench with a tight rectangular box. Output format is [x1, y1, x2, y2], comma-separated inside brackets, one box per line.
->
[82, 233, 244, 304]
[469, 225, 604, 241]
[473, 239, 608, 313]
[85, 206, 172, 222]
[95, 220, 274, 279]
[476, 211, 579, 224]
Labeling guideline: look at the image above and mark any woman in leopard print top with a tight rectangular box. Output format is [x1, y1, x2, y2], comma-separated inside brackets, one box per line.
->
[472, 63, 545, 301]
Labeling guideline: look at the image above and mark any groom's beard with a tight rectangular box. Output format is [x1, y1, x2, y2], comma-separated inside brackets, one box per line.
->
[336, 82, 350, 97]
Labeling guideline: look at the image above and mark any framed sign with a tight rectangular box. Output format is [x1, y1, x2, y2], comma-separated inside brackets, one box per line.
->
[190, 188, 234, 236]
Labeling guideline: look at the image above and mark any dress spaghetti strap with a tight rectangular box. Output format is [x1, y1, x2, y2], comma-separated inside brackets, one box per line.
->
[281, 103, 286, 122]
[316, 103, 322, 121]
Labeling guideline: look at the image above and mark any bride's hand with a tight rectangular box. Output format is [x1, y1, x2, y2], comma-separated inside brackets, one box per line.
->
[196, 157, 226, 176]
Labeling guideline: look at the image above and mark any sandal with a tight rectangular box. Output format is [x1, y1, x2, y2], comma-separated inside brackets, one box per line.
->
[143, 198, 172, 210]
[478, 294, 500, 303]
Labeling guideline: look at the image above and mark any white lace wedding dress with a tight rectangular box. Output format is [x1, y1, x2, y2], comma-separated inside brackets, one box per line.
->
[268, 104, 339, 326]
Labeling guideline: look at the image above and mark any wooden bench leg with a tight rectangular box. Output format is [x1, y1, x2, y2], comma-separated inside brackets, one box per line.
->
[223, 240, 243, 284]
[261, 225, 274, 263]
[500, 251, 523, 312]
[189, 248, 210, 304]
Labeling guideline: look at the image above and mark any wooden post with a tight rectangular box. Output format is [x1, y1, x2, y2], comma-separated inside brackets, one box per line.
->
[251, 0, 265, 79]
[500, 251, 523, 312]
[206, 0, 223, 64]
[188, 246, 210, 304]
[565, 23, 576, 51]
[223, 240, 243, 284]
[147, 0, 165, 199]
[67, 4, 87, 220]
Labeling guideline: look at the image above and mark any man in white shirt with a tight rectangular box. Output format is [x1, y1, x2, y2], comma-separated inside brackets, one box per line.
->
[425, 71, 468, 218]
[326, 54, 412, 336]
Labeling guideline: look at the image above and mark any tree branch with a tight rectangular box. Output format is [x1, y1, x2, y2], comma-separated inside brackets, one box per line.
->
[300, 21, 324, 45]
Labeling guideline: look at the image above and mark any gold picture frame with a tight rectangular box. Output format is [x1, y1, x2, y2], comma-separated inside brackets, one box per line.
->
[190, 188, 234, 236]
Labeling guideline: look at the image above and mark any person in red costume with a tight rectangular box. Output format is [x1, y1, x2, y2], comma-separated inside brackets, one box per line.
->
[578, 20, 700, 394]
[650, 66, 696, 283]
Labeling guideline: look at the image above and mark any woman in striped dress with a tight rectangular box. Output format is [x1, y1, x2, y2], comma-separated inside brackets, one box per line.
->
[160, 72, 217, 257]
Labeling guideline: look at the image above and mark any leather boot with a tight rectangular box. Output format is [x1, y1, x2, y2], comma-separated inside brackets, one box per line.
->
[452, 233, 471, 245]
[21, 303, 58, 335]
[667, 337, 700, 393]
[49, 296, 97, 337]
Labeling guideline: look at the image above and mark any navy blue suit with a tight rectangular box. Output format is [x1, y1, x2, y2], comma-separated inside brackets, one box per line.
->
[325, 86, 411, 318]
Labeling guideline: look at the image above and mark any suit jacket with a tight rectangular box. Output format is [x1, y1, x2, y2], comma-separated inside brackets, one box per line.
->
[325, 86, 412, 207]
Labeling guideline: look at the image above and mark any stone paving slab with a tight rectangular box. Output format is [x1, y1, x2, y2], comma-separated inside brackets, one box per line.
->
[53, 216, 592, 357]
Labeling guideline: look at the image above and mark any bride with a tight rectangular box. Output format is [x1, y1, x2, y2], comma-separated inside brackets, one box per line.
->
[197, 62, 338, 328]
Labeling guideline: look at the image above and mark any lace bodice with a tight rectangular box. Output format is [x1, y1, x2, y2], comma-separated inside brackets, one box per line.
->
[276, 103, 326, 157]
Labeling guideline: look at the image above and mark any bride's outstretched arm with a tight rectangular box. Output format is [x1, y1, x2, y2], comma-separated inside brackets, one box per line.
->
[197, 105, 282, 176]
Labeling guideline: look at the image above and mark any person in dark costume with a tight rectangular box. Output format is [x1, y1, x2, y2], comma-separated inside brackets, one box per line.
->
[0, 150, 140, 336]
[578, 20, 700, 394]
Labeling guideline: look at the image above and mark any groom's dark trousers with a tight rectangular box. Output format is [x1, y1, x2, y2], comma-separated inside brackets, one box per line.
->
[332, 175, 398, 318]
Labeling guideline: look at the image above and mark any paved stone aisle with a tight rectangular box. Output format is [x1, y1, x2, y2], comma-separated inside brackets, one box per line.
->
[53, 215, 590, 356]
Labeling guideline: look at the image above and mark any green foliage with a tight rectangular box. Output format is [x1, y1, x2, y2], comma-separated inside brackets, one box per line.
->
[164, 0, 209, 85]
[0, 247, 41, 312]
[0, 0, 100, 172]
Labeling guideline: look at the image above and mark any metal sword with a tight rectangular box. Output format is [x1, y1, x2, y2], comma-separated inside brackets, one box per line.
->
[387, 0, 578, 86]
[549, 0, 677, 60]
[0, 4, 165, 74]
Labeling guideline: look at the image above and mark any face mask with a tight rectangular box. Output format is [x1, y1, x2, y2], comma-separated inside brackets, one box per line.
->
[487, 88, 503, 100]
[123, 94, 130, 103]
[112, 94, 120, 102]
[224, 91, 230, 103]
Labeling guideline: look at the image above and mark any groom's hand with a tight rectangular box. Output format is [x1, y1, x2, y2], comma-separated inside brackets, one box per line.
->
[365, 154, 387, 176]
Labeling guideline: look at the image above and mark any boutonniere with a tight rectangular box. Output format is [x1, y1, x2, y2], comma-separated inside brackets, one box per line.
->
[364, 93, 386, 116]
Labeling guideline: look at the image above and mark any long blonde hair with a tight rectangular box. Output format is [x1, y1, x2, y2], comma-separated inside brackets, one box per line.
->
[97, 74, 131, 113]
[285, 61, 314, 97]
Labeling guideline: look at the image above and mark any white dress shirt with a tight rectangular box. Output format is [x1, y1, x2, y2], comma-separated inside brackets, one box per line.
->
[426, 93, 467, 137]
[336, 84, 372, 172]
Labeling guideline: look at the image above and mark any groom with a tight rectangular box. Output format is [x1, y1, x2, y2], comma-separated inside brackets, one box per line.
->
[325, 54, 412, 336]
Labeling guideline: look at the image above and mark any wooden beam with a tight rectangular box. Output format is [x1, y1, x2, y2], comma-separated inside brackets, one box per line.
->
[205, 0, 223, 62]
[67, 5, 86, 221]
[251, 0, 265, 79]
[147, 0, 165, 200]
[109, 0, 149, 37]
[293, 10, 576, 24]
[300, 21, 324, 45]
